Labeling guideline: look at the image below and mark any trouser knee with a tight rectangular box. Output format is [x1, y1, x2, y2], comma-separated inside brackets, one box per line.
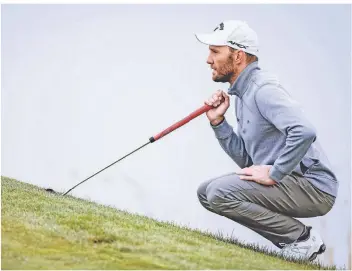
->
[197, 181, 206, 198]
[197, 173, 246, 216]
[205, 180, 241, 214]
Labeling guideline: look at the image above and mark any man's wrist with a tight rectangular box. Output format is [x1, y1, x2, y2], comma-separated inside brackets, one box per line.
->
[210, 116, 225, 126]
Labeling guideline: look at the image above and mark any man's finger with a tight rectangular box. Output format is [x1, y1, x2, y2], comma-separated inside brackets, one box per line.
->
[235, 172, 252, 176]
[239, 175, 257, 181]
[235, 167, 252, 175]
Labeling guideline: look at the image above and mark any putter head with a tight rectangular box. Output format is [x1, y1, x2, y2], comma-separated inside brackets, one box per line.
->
[45, 188, 57, 194]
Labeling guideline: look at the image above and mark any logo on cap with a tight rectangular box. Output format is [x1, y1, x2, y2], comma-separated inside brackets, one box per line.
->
[227, 40, 248, 49]
[214, 22, 224, 32]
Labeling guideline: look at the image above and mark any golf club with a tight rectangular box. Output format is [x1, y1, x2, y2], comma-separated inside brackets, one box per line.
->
[47, 101, 219, 196]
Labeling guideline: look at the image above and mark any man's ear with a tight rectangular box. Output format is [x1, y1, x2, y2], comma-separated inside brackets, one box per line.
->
[235, 50, 246, 63]
[229, 47, 244, 63]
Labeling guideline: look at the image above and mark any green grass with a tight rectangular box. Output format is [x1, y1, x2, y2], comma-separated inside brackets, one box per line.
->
[1, 176, 337, 270]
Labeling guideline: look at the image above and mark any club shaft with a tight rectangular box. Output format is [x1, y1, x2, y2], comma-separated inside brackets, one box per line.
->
[62, 141, 151, 195]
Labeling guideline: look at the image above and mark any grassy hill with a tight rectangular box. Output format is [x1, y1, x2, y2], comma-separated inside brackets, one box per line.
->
[1, 176, 336, 270]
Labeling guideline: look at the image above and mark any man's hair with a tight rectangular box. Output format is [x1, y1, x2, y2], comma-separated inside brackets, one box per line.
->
[245, 52, 258, 63]
[229, 47, 258, 63]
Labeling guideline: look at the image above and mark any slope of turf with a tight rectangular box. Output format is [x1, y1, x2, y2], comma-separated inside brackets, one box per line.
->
[1, 177, 336, 270]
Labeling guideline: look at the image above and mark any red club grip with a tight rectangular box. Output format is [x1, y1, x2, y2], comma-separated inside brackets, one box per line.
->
[149, 103, 213, 143]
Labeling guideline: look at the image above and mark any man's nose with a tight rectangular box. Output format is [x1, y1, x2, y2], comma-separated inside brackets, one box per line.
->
[206, 56, 213, 65]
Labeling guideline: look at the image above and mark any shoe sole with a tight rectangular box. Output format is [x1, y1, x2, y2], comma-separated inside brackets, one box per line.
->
[309, 243, 326, 261]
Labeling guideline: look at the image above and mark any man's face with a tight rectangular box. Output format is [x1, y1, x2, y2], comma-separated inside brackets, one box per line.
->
[207, 45, 235, 83]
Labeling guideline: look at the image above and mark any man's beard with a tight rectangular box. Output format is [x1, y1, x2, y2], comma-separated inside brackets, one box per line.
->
[213, 72, 233, 83]
[213, 56, 235, 83]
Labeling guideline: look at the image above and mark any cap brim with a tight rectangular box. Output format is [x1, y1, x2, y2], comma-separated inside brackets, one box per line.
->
[195, 33, 227, 46]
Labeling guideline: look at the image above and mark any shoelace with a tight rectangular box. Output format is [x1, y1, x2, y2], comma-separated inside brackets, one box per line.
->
[281, 242, 296, 251]
[281, 241, 310, 258]
[279, 242, 296, 249]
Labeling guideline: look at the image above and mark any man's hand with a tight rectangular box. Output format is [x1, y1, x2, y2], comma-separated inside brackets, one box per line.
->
[235, 165, 277, 186]
[205, 90, 230, 126]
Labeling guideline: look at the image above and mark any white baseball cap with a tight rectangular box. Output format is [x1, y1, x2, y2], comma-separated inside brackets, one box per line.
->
[195, 20, 259, 57]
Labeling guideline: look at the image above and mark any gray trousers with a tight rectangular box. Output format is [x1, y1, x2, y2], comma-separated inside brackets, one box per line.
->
[197, 172, 335, 248]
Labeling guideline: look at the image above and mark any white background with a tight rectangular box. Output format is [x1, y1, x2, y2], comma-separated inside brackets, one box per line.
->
[2, 4, 351, 268]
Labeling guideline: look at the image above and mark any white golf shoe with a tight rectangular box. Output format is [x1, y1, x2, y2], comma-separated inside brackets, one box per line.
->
[280, 227, 326, 261]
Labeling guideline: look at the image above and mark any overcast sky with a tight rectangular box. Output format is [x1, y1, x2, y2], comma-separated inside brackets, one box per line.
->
[2, 4, 351, 268]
